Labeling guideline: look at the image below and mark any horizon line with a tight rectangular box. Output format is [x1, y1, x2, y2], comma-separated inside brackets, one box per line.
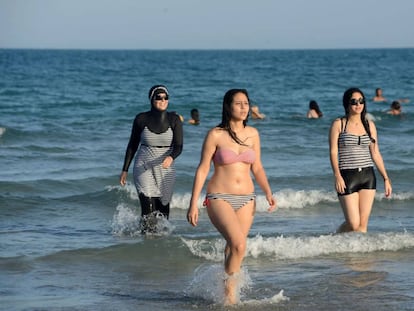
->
[1, 46, 413, 52]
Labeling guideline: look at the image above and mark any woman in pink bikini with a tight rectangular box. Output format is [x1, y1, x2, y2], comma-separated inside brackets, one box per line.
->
[187, 89, 276, 305]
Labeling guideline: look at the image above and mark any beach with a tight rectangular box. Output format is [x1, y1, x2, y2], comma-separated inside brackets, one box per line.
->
[1, 48, 414, 310]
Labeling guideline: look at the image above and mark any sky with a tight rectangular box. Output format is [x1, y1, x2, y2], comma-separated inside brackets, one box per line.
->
[1, 0, 414, 50]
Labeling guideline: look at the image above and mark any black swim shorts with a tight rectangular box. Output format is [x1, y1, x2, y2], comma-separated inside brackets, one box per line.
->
[338, 166, 376, 196]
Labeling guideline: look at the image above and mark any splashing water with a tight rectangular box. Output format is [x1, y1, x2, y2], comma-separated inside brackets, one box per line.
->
[185, 264, 252, 305]
[111, 205, 174, 237]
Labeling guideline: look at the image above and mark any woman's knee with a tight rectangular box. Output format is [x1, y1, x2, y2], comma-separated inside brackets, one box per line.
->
[229, 239, 246, 256]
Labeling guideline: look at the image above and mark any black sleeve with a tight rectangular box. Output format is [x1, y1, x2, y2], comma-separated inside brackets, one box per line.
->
[169, 113, 183, 160]
[121, 114, 143, 172]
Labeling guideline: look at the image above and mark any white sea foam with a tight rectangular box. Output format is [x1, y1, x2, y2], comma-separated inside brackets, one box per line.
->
[165, 189, 336, 211]
[110, 204, 174, 237]
[185, 264, 253, 305]
[106, 183, 138, 200]
[272, 189, 337, 209]
[241, 290, 290, 305]
[0, 127, 6, 137]
[110, 204, 141, 237]
[376, 191, 414, 201]
[186, 263, 288, 306]
[182, 238, 226, 262]
[109, 185, 414, 211]
[182, 231, 414, 262]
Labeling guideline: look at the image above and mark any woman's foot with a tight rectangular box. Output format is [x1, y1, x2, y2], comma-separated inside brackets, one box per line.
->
[224, 273, 239, 305]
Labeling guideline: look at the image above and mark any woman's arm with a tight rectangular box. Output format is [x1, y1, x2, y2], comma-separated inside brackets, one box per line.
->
[162, 114, 183, 168]
[368, 121, 392, 197]
[120, 115, 142, 186]
[187, 129, 217, 226]
[329, 119, 345, 194]
[250, 128, 276, 211]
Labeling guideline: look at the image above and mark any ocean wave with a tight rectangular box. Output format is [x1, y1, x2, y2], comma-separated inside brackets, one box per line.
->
[109, 185, 414, 211]
[182, 231, 414, 261]
[110, 185, 338, 210]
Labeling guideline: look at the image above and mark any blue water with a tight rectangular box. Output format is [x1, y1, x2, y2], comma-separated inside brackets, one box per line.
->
[1, 48, 414, 310]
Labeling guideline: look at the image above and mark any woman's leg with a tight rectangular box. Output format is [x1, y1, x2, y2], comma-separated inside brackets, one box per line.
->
[338, 193, 361, 232]
[206, 198, 255, 304]
[357, 189, 376, 232]
[338, 189, 376, 233]
[138, 193, 170, 218]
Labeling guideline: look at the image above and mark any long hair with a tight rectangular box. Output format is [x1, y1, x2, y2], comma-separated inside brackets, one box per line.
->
[342, 87, 375, 143]
[218, 89, 249, 145]
[309, 100, 323, 117]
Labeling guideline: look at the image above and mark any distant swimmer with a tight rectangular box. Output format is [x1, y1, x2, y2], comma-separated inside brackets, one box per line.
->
[188, 108, 200, 125]
[307, 100, 323, 118]
[387, 101, 402, 115]
[250, 105, 265, 119]
[373, 87, 409, 104]
[372, 88, 387, 102]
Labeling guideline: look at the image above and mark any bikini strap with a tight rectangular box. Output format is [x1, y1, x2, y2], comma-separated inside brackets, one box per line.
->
[340, 117, 348, 133]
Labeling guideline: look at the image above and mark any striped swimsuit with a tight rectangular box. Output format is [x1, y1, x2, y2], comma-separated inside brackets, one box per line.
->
[204, 193, 256, 210]
[337, 118, 376, 195]
[133, 127, 175, 206]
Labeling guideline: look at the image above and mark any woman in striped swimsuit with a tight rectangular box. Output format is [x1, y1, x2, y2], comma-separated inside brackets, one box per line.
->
[187, 89, 276, 305]
[120, 85, 183, 227]
[329, 87, 392, 233]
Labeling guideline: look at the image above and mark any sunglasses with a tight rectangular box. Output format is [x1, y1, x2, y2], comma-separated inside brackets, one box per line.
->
[154, 94, 169, 101]
[349, 98, 365, 106]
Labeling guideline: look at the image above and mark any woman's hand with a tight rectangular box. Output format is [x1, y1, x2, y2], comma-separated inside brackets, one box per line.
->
[162, 156, 173, 168]
[187, 206, 199, 227]
[119, 171, 128, 186]
[267, 194, 277, 212]
[335, 175, 346, 194]
[384, 178, 392, 198]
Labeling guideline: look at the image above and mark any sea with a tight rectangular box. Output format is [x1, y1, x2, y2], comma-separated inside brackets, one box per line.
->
[1, 48, 414, 311]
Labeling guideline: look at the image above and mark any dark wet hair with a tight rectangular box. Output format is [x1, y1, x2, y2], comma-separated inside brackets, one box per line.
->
[190, 108, 199, 121]
[309, 100, 323, 117]
[218, 89, 249, 145]
[391, 100, 401, 110]
[342, 87, 375, 143]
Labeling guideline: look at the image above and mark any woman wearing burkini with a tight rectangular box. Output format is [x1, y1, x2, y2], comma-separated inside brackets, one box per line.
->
[187, 89, 277, 305]
[329, 87, 392, 233]
[120, 85, 183, 225]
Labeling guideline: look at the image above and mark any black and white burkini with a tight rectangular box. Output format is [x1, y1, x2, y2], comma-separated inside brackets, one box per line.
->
[122, 106, 183, 218]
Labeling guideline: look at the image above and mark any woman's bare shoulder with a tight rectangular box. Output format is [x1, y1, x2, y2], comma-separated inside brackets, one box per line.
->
[331, 117, 342, 126]
[205, 127, 226, 142]
[368, 119, 377, 131]
[245, 125, 259, 135]
[208, 127, 225, 136]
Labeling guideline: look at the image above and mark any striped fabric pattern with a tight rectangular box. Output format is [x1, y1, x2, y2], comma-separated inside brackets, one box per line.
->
[133, 127, 175, 205]
[206, 193, 256, 210]
[338, 132, 373, 170]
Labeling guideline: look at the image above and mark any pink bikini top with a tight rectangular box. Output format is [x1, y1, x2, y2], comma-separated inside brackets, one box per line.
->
[213, 148, 256, 165]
